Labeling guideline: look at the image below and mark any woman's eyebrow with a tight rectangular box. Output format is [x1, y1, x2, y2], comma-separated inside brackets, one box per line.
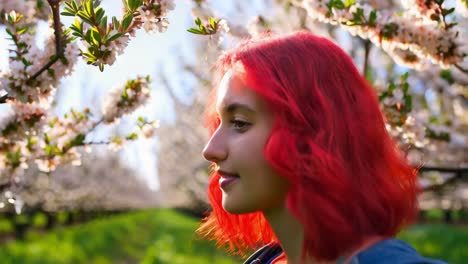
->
[223, 103, 256, 114]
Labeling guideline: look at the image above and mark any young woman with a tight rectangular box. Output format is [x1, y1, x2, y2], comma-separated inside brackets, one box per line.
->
[198, 31, 447, 264]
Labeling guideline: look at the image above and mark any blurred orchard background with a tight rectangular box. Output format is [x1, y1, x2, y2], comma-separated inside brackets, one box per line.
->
[0, 0, 467, 263]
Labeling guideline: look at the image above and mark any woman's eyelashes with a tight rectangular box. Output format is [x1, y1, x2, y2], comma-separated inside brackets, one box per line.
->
[230, 118, 252, 132]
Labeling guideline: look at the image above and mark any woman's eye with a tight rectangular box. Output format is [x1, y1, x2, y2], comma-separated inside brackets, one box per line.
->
[230, 119, 251, 131]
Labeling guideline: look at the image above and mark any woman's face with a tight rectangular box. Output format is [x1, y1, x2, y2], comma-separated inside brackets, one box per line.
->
[202, 69, 289, 214]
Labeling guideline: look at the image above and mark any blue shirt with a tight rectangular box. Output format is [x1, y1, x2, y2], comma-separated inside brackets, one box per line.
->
[244, 239, 448, 264]
[350, 238, 448, 264]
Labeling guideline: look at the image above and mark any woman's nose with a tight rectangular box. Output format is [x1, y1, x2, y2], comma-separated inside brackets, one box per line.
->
[202, 132, 227, 163]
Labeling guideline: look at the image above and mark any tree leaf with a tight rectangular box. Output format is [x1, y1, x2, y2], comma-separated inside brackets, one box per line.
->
[61, 11, 76, 17]
[91, 28, 101, 44]
[95, 7, 105, 24]
[85, 0, 94, 17]
[345, 0, 355, 8]
[112, 16, 120, 30]
[122, 14, 133, 31]
[107, 32, 123, 42]
[77, 11, 93, 25]
[187, 28, 202, 34]
[209, 17, 216, 29]
[442, 7, 455, 16]
[368, 10, 377, 26]
[100, 15, 108, 31]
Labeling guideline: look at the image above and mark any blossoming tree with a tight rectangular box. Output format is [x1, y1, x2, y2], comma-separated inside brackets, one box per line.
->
[0, 0, 174, 212]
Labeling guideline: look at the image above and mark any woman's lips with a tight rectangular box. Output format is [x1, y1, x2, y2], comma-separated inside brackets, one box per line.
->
[218, 170, 240, 189]
[219, 176, 239, 189]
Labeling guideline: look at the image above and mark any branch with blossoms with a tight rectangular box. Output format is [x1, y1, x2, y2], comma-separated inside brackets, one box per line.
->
[290, 0, 467, 72]
[62, 0, 175, 71]
[378, 72, 463, 155]
[0, 76, 159, 183]
[0, 0, 174, 213]
[0, 0, 175, 104]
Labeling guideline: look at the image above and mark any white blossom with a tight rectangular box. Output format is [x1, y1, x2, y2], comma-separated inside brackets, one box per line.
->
[293, 0, 465, 68]
[457, 0, 468, 17]
[137, 5, 172, 34]
[102, 77, 151, 123]
[140, 121, 160, 139]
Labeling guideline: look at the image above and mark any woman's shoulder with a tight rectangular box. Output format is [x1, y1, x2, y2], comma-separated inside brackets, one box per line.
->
[243, 243, 283, 264]
[353, 238, 448, 264]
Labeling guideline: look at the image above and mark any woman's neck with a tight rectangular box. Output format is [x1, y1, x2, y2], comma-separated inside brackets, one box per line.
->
[263, 204, 305, 263]
[262, 204, 385, 264]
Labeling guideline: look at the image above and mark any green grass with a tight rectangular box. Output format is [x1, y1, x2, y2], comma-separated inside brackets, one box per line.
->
[398, 224, 468, 264]
[0, 209, 466, 263]
[0, 209, 240, 264]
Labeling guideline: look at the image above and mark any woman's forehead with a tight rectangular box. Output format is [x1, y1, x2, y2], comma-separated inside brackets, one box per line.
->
[215, 69, 263, 113]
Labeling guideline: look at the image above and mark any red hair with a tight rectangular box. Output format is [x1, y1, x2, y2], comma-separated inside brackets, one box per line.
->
[197, 31, 418, 261]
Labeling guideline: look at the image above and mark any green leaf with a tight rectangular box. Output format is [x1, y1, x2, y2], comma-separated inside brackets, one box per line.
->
[112, 16, 120, 30]
[71, 18, 83, 34]
[100, 15, 108, 31]
[61, 11, 76, 17]
[345, 0, 355, 8]
[71, 0, 79, 11]
[195, 17, 202, 26]
[187, 28, 202, 34]
[85, 0, 94, 17]
[378, 91, 388, 102]
[198, 23, 206, 32]
[209, 17, 216, 29]
[5, 28, 14, 37]
[152, 4, 161, 13]
[47, 68, 55, 76]
[72, 31, 84, 37]
[128, 0, 136, 10]
[122, 14, 133, 31]
[442, 7, 455, 16]
[21, 58, 32, 67]
[404, 95, 412, 112]
[99, 63, 104, 72]
[64, 1, 74, 11]
[126, 132, 138, 140]
[17, 27, 28, 35]
[401, 71, 409, 81]
[77, 11, 93, 25]
[84, 29, 93, 43]
[91, 28, 101, 44]
[107, 32, 123, 42]
[333, 0, 345, 9]
[368, 10, 377, 26]
[95, 7, 105, 24]
[63, 28, 71, 36]
[63, 6, 76, 14]
[439, 69, 454, 84]
[128, 0, 143, 11]
[381, 23, 399, 39]
[402, 82, 409, 93]
[45, 133, 51, 144]
[70, 134, 86, 147]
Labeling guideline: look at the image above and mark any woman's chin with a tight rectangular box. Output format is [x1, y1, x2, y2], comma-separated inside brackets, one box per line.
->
[222, 199, 250, 214]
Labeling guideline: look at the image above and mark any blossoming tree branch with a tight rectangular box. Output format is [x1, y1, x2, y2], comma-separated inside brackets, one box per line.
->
[0, 0, 174, 206]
